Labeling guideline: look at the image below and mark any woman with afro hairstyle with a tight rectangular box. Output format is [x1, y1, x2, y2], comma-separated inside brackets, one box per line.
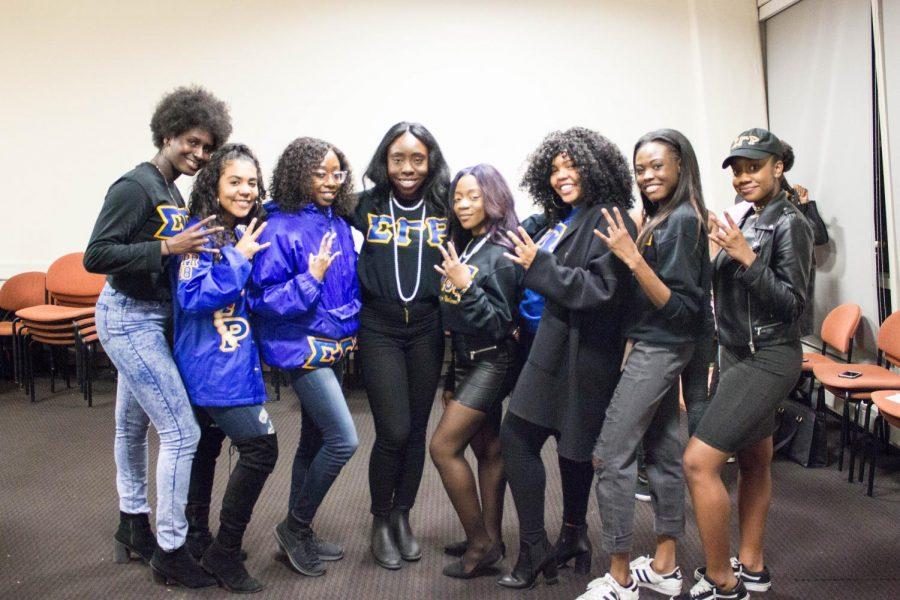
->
[350, 122, 450, 570]
[85, 85, 231, 589]
[497, 127, 636, 590]
[430, 164, 523, 579]
[247, 137, 360, 578]
[579, 129, 710, 600]
[172, 143, 276, 593]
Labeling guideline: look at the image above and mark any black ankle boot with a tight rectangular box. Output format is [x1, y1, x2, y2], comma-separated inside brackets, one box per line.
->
[390, 509, 421, 561]
[185, 504, 214, 561]
[201, 539, 264, 593]
[371, 514, 401, 570]
[149, 544, 217, 588]
[553, 522, 592, 574]
[496, 534, 558, 590]
[113, 511, 155, 564]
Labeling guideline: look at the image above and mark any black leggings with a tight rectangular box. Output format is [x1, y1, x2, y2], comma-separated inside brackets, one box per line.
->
[358, 303, 445, 516]
[500, 411, 594, 543]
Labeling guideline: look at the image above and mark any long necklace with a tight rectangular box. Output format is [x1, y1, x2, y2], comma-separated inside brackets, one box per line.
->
[459, 235, 489, 264]
[150, 159, 178, 205]
[389, 192, 426, 306]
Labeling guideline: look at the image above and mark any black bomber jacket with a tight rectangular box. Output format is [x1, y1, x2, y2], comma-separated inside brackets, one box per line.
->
[714, 192, 813, 352]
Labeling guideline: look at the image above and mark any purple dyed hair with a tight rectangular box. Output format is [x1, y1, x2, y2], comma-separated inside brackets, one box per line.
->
[448, 164, 520, 250]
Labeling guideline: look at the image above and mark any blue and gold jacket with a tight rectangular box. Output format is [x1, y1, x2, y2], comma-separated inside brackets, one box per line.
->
[247, 202, 360, 370]
[172, 222, 266, 407]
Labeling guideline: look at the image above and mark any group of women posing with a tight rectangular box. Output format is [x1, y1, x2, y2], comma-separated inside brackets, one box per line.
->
[85, 86, 813, 600]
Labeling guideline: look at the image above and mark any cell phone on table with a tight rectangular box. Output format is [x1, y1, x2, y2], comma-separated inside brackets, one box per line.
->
[838, 370, 862, 379]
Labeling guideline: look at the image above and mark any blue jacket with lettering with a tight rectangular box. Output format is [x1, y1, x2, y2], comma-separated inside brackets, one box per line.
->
[172, 221, 267, 407]
[247, 202, 361, 370]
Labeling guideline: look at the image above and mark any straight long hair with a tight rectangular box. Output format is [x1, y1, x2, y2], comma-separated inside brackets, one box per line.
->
[448, 164, 520, 250]
[633, 129, 708, 249]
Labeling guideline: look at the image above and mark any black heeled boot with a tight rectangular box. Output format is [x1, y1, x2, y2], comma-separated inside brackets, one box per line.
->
[444, 539, 507, 559]
[113, 511, 155, 564]
[371, 514, 402, 570]
[553, 522, 592, 574]
[496, 534, 559, 589]
[201, 540, 263, 593]
[390, 509, 421, 561]
[185, 504, 214, 561]
[149, 544, 217, 588]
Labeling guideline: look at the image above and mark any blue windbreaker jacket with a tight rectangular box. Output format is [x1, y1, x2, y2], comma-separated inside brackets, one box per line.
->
[247, 202, 361, 370]
[172, 223, 267, 407]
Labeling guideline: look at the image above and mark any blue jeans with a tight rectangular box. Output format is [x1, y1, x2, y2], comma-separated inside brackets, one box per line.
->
[95, 283, 200, 551]
[288, 363, 358, 524]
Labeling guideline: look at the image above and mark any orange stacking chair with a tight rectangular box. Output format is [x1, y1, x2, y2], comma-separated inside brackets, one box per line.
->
[0, 272, 48, 384]
[15, 253, 105, 405]
[798, 303, 862, 405]
[812, 311, 900, 479]
[865, 390, 900, 496]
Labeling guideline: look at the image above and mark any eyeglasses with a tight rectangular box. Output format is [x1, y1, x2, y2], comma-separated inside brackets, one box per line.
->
[313, 170, 348, 184]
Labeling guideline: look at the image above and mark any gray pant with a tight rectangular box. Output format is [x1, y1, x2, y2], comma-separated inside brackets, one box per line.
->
[593, 341, 694, 554]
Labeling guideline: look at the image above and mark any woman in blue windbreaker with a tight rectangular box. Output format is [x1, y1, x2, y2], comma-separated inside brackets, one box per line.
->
[247, 137, 361, 579]
[172, 143, 277, 594]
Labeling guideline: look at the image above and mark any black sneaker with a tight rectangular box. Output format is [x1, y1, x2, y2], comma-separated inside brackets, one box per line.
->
[671, 575, 749, 599]
[274, 520, 325, 577]
[635, 475, 651, 502]
[693, 557, 771, 592]
[311, 532, 344, 561]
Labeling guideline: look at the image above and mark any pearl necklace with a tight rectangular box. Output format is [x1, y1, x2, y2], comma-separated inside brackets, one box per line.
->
[389, 192, 427, 304]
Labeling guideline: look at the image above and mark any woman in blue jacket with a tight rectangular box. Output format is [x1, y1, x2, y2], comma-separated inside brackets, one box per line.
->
[248, 137, 361, 579]
[172, 143, 276, 593]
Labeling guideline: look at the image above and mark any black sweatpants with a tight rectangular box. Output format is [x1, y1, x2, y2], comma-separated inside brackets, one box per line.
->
[358, 302, 445, 516]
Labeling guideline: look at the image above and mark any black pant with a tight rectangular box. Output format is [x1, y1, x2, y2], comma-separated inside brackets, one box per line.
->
[358, 302, 445, 516]
[500, 411, 594, 542]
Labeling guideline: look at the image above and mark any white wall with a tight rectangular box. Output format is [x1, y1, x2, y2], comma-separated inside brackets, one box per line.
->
[0, 0, 766, 278]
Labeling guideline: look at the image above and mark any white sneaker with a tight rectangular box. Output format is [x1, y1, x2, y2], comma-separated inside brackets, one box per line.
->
[629, 555, 683, 595]
[578, 572, 639, 600]
[671, 575, 749, 599]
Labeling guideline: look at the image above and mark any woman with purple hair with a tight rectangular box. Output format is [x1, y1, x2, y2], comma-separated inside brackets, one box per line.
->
[429, 164, 523, 579]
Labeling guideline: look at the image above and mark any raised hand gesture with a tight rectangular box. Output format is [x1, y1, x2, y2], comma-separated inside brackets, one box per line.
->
[234, 218, 270, 260]
[711, 212, 756, 268]
[503, 226, 539, 270]
[434, 241, 473, 290]
[593, 207, 640, 269]
[163, 215, 224, 256]
[308, 231, 341, 282]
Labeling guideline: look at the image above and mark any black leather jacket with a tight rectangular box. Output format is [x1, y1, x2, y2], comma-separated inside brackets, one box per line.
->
[714, 192, 813, 351]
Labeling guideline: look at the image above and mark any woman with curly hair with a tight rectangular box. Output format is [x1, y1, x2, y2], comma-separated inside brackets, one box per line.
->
[430, 164, 523, 579]
[497, 127, 636, 589]
[577, 129, 710, 600]
[85, 85, 231, 588]
[247, 137, 360, 578]
[351, 122, 450, 569]
[171, 143, 276, 593]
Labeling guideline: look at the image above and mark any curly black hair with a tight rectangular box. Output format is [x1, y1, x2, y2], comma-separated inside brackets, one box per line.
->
[270, 137, 356, 216]
[363, 122, 451, 216]
[150, 85, 232, 150]
[521, 127, 633, 224]
[189, 143, 266, 253]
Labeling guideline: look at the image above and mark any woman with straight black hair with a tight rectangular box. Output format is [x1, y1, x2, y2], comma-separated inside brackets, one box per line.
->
[85, 86, 231, 589]
[498, 127, 636, 589]
[351, 122, 451, 569]
[677, 128, 812, 600]
[577, 129, 710, 600]
[430, 164, 523, 579]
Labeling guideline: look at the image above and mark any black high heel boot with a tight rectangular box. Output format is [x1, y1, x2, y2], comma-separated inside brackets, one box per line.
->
[553, 522, 592, 574]
[185, 504, 214, 561]
[496, 534, 558, 589]
[149, 544, 217, 588]
[113, 511, 155, 564]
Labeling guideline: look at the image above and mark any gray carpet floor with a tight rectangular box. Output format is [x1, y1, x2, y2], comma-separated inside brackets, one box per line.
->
[1, 372, 898, 600]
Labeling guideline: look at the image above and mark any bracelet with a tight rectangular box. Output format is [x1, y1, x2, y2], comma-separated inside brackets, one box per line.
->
[163, 239, 171, 254]
[458, 281, 472, 295]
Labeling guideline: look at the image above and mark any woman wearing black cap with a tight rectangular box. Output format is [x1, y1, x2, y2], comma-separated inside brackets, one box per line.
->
[677, 128, 812, 600]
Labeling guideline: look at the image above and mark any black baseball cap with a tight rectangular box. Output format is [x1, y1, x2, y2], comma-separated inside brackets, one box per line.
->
[722, 128, 783, 168]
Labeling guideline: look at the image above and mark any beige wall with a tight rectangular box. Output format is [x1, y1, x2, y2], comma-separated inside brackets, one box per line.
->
[0, 0, 766, 277]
